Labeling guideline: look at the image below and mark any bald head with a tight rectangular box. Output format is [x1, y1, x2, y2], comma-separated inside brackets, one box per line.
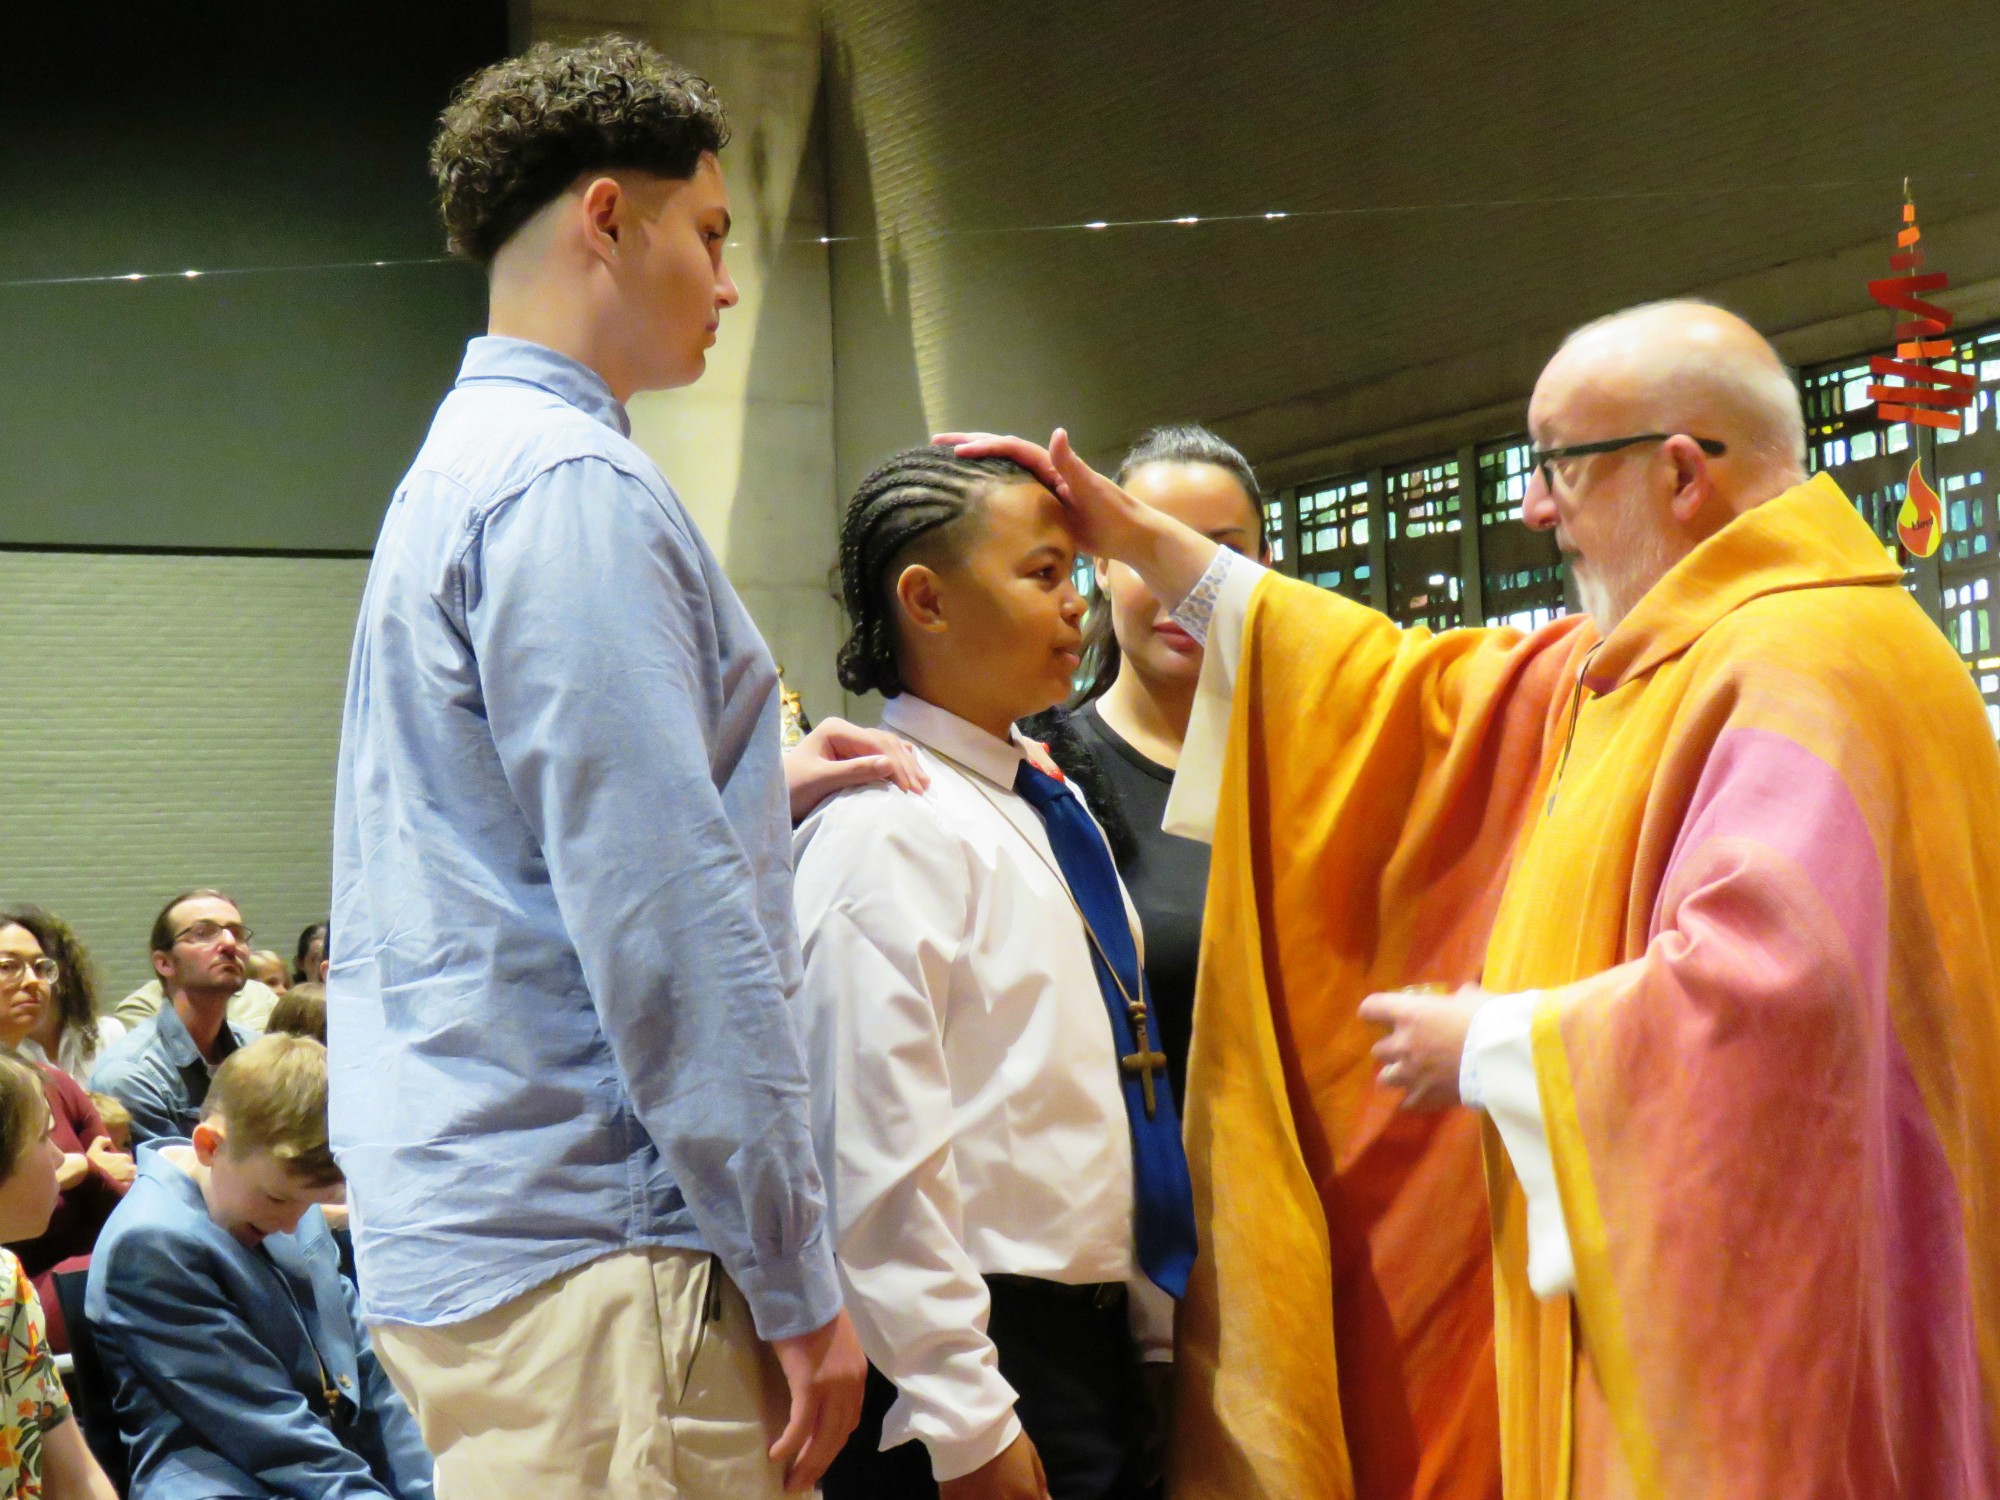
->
[1539, 300, 1806, 497]
[1523, 301, 1811, 632]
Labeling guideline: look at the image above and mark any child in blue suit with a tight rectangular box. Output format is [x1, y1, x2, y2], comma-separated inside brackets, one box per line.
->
[84, 1035, 431, 1499]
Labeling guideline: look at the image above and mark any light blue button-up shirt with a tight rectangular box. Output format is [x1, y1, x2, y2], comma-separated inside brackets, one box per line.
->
[90, 1002, 248, 1147]
[329, 337, 839, 1340]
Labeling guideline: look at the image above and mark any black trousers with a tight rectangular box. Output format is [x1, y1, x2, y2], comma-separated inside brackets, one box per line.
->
[822, 1275, 1153, 1500]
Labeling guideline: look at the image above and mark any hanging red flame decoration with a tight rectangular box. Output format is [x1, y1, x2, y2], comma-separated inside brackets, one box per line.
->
[1897, 458, 1945, 556]
[1865, 191, 1974, 431]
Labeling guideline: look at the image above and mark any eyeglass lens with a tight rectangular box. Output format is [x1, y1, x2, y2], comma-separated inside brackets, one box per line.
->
[178, 922, 252, 946]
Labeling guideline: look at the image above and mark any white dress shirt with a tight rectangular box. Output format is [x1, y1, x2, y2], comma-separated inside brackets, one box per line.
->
[1164, 549, 1577, 1297]
[793, 693, 1174, 1481]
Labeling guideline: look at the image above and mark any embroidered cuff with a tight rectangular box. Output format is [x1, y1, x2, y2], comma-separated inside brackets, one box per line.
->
[1169, 549, 1244, 647]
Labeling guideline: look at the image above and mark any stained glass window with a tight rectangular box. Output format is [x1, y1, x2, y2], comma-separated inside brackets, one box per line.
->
[1384, 457, 1465, 630]
[1801, 353, 1920, 595]
[1804, 325, 2000, 735]
[1295, 473, 1373, 603]
[1931, 326, 2000, 735]
[1261, 491, 1287, 566]
[1475, 439, 1568, 630]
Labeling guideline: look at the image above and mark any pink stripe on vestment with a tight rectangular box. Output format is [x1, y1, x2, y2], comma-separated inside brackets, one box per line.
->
[1660, 726, 1887, 998]
[1640, 726, 1993, 1495]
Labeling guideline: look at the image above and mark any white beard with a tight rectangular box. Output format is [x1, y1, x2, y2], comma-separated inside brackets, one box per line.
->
[1573, 517, 1679, 635]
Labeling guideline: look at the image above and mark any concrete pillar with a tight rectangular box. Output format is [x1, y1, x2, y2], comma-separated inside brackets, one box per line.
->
[523, 1, 845, 722]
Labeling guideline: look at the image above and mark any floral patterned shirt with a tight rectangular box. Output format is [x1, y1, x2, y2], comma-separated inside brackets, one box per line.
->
[0, 1250, 68, 1497]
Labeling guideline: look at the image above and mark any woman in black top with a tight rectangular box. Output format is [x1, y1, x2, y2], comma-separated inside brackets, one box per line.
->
[1025, 424, 1268, 1110]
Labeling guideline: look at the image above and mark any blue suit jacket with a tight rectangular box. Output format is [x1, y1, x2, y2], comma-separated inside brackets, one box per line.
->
[83, 1147, 434, 1499]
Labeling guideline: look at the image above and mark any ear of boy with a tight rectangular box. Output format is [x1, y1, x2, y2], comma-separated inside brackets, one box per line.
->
[895, 564, 951, 635]
[489, 156, 734, 403]
[191, 1119, 227, 1166]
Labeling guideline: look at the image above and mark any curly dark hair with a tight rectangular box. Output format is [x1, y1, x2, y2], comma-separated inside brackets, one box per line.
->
[0, 905, 104, 1069]
[836, 448, 1037, 699]
[431, 34, 731, 263]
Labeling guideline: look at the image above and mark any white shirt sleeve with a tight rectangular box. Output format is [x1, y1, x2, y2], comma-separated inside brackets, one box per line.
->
[1162, 551, 1268, 844]
[794, 795, 1024, 1481]
[1460, 992, 1576, 1297]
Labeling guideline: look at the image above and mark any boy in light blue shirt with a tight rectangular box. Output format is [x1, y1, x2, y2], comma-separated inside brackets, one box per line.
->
[329, 32, 916, 1500]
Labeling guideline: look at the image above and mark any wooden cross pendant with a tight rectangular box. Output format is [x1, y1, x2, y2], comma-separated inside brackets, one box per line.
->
[1121, 1003, 1168, 1119]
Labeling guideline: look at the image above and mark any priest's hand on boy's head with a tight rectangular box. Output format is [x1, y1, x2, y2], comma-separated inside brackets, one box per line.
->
[933, 431, 1069, 499]
[933, 428, 1222, 611]
[933, 428, 1134, 553]
[1359, 984, 1492, 1111]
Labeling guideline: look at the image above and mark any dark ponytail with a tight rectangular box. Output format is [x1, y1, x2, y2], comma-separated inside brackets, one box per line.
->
[1069, 422, 1264, 707]
[836, 447, 1036, 698]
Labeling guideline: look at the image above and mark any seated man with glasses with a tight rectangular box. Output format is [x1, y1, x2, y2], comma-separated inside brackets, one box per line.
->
[114, 901, 278, 1038]
[92, 890, 262, 1146]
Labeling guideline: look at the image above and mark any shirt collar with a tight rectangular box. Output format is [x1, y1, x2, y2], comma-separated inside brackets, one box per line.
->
[136, 1140, 206, 1211]
[454, 336, 632, 438]
[880, 694, 1029, 789]
[152, 999, 241, 1070]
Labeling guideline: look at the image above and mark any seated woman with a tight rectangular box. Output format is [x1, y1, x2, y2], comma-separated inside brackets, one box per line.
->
[805, 448, 1193, 1500]
[292, 924, 328, 988]
[0, 1048, 120, 1497]
[8, 908, 123, 1084]
[0, 913, 135, 1351]
[1022, 425, 1269, 1111]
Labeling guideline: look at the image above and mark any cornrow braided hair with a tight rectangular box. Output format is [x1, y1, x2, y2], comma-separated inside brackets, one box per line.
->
[837, 446, 1037, 698]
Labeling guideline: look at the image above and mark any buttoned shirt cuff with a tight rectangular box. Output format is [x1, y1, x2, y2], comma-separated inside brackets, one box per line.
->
[1163, 553, 1268, 845]
[725, 1230, 846, 1342]
[1461, 993, 1577, 1297]
[928, 1407, 1025, 1483]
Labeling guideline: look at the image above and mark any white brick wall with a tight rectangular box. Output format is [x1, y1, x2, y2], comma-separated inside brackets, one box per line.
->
[0, 552, 368, 999]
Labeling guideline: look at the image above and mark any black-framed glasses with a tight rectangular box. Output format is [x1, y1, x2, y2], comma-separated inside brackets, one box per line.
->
[1530, 433, 1727, 491]
[173, 921, 252, 948]
[0, 956, 58, 988]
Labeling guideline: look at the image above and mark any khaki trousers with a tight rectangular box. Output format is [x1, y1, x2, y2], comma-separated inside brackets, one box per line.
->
[373, 1247, 795, 1500]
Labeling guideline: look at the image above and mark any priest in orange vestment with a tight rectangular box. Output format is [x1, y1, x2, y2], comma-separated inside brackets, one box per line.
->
[944, 300, 2000, 1500]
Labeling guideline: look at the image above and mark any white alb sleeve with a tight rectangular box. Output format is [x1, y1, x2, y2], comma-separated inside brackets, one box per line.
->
[1461, 992, 1576, 1297]
[1161, 552, 1268, 844]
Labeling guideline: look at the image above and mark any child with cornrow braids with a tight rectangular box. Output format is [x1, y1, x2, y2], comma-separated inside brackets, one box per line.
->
[802, 446, 1193, 1500]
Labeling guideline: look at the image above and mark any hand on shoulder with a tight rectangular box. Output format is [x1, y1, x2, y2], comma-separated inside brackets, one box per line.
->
[786, 716, 930, 822]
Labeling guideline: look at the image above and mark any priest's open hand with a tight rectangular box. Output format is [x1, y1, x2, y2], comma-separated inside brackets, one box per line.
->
[933, 428, 1221, 609]
[1359, 984, 1492, 1111]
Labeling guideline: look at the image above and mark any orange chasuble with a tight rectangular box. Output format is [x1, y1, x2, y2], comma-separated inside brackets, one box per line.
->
[1172, 473, 2000, 1499]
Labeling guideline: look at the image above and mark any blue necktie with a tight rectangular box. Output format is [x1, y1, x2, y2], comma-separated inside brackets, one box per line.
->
[1013, 760, 1198, 1297]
